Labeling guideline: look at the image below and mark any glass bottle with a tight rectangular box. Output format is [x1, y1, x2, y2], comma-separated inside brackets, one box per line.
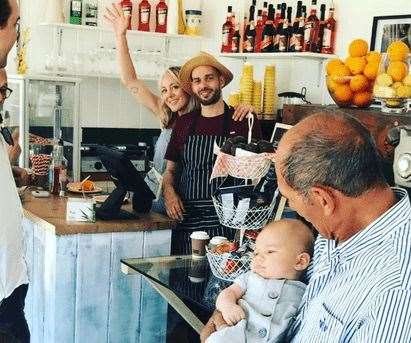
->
[84, 0, 98, 26]
[138, 0, 151, 32]
[155, 0, 168, 33]
[120, 0, 133, 30]
[279, 6, 292, 52]
[221, 6, 234, 53]
[303, 0, 319, 52]
[254, 10, 264, 53]
[262, 1, 268, 25]
[69, 0, 82, 25]
[49, 139, 67, 196]
[273, 3, 286, 52]
[231, 24, 241, 53]
[316, 4, 326, 53]
[244, 5, 256, 53]
[261, 4, 275, 53]
[321, 7, 336, 54]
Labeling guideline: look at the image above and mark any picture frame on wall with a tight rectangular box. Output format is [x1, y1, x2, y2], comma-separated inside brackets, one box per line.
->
[370, 14, 411, 52]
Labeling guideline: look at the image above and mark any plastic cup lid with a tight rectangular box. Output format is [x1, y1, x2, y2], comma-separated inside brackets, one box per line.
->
[190, 231, 210, 240]
[210, 236, 228, 244]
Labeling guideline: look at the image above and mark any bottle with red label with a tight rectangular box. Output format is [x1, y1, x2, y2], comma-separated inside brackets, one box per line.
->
[303, 0, 319, 52]
[231, 24, 241, 53]
[262, 1, 268, 25]
[120, 0, 133, 30]
[138, 0, 151, 32]
[261, 4, 275, 53]
[244, 5, 256, 53]
[221, 6, 234, 53]
[316, 4, 326, 53]
[254, 10, 264, 53]
[155, 0, 168, 33]
[321, 7, 336, 54]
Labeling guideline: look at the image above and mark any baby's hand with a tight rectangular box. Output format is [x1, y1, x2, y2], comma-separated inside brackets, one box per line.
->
[221, 304, 246, 326]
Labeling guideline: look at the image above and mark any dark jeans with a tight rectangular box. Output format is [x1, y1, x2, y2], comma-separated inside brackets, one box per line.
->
[0, 284, 30, 343]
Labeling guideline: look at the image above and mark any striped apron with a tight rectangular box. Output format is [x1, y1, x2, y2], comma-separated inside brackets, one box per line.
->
[171, 109, 235, 254]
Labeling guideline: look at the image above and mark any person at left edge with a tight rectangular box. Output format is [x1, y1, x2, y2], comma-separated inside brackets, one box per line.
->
[0, 1, 30, 342]
[163, 52, 262, 254]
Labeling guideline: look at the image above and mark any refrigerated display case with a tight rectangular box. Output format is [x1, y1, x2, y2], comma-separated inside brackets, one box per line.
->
[5, 75, 81, 180]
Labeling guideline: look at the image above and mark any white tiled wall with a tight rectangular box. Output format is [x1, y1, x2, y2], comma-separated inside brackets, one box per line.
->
[12, 0, 411, 126]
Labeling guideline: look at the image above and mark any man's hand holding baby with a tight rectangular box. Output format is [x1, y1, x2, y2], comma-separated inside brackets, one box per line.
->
[215, 284, 246, 326]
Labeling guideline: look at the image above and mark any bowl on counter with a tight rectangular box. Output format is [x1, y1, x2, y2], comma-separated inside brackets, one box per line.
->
[326, 74, 374, 109]
[373, 53, 411, 114]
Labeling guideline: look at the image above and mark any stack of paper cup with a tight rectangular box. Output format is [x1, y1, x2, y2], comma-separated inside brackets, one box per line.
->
[228, 92, 240, 107]
[240, 62, 254, 106]
[252, 80, 262, 116]
[263, 65, 277, 119]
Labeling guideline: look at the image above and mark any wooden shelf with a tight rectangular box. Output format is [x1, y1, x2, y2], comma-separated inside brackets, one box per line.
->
[39, 23, 203, 40]
[220, 52, 337, 60]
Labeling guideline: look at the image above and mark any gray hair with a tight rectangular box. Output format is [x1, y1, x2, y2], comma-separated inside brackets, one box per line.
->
[159, 66, 199, 128]
[282, 113, 387, 197]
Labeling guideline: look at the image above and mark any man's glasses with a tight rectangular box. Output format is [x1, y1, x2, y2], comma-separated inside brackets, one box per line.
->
[0, 85, 13, 99]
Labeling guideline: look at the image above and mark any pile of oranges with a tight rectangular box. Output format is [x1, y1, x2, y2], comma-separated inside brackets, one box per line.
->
[373, 41, 411, 105]
[326, 39, 381, 108]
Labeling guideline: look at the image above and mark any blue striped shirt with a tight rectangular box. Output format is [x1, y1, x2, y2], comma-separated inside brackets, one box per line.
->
[288, 187, 411, 343]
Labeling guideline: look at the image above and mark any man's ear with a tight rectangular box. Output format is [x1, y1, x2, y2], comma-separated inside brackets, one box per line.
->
[295, 252, 311, 271]
[309, 185, 336, 217]
[219, 75, 225, 88]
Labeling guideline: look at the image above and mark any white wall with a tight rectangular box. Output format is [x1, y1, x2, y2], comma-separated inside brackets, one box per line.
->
[9, 0, 411, 125]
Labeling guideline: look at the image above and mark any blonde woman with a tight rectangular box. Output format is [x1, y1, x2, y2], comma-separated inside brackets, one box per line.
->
[105, 4, 252, 214]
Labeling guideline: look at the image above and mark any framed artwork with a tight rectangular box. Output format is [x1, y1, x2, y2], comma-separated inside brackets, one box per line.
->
[370, 14, 411, 52]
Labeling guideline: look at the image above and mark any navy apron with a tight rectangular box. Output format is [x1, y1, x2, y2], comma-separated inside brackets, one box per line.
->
[171, 106, 235, 254]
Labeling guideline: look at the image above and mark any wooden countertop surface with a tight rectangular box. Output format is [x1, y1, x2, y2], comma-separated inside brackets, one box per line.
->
[22, 193, 176, 236]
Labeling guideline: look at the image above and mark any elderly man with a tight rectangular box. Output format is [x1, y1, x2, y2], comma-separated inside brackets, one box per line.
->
[202, 112, 411, 342]
[163, 51, 261, 254]
[0, 1, 30, 342]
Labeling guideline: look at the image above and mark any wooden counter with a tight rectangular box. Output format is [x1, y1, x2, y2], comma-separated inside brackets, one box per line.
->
[22, 193, 176, 235]
[22, 193, 174, 343]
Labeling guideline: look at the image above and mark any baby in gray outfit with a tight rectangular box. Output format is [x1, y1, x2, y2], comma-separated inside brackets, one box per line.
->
[206, 219, 314, 343]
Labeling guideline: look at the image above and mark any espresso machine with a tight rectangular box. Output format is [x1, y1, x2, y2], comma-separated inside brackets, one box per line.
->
[388, 126, 411, 194]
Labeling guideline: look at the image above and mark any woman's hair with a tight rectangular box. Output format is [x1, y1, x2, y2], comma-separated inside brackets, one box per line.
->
[159, 66, 199, 128]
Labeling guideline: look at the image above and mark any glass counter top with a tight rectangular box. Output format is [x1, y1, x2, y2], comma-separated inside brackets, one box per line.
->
[121, 255, 231, 312]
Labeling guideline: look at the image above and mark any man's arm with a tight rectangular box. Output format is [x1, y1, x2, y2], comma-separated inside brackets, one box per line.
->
[12, 166, 30, 187]
[200, 310, 227, 343]
[163, 160, 185, 221]
[350, 289, 411, 343]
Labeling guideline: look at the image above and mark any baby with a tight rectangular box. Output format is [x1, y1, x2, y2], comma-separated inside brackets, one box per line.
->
[206, 219, 314, 343]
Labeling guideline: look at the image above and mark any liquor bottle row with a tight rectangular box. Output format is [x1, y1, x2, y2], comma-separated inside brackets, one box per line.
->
[69, 0, 168, 33]
[221, 0, 336, 54]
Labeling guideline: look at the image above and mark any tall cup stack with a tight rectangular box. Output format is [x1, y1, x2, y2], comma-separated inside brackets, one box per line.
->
[240, 62, 254, 106]
[263, 65, 277, 120]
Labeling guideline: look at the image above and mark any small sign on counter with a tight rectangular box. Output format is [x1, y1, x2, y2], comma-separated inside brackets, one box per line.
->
[66, 198, 96, 222]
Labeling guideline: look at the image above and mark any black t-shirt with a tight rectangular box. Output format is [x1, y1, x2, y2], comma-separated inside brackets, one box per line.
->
[165, 105, 262, 162]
